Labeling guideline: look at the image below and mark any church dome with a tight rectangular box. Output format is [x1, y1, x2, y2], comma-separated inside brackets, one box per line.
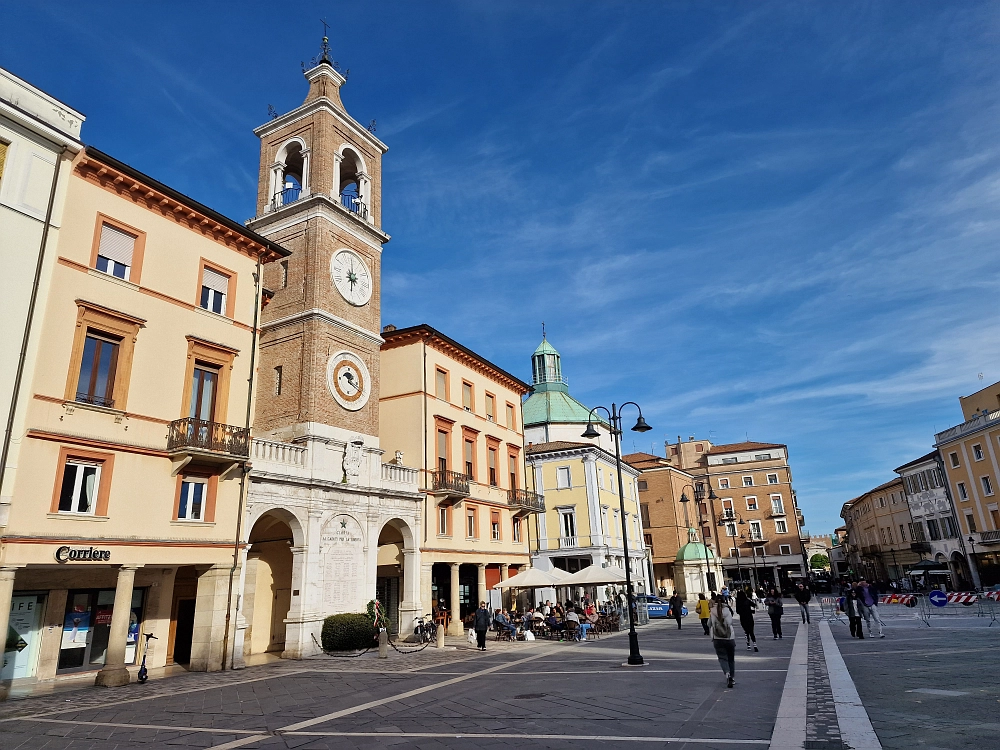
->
[675, 528, 716, 562]
[522, 335, 602, 427]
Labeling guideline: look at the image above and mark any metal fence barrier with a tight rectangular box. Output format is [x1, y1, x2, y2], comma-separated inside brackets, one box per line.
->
[818, 597, 845, 623]
[918, 592, 997, 626]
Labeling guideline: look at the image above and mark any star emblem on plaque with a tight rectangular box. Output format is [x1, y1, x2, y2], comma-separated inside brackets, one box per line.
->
[326, 351, 371, 410]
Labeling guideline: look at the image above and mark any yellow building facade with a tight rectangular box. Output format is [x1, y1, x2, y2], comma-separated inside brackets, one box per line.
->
[379, 325, 542, 634]
[0, 145, 286, 692]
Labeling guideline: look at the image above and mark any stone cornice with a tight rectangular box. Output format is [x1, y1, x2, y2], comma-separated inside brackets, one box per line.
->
[260, 308, 383, 345]
[248, 193, 390, 247]
[253, 97, 388, 154]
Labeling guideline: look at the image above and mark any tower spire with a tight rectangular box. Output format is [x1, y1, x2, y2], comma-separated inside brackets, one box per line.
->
[320, 19, 332, 64]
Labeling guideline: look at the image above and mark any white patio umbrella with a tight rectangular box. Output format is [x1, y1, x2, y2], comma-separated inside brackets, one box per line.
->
[492, 567, 561, 589]
[561, 564, 628, 586]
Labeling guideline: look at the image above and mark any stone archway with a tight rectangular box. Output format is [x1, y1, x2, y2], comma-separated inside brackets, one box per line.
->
[376, 518, 420, 639]
[243, 510, 301, 661]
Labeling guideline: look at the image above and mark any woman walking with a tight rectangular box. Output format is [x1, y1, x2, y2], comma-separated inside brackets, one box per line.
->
[669, 592, 684, 629]
[709, 595, 737, 688]
[473, 601, 491, 651]
[764, 587, 783, 640]
[844, 587, 864, 639]
[695, 593, 711, 635]
[735, 589, 758, 651]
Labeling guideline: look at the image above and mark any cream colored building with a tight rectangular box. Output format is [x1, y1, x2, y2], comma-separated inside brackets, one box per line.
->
[840, 478, 919, 583]
[1, 68, 84, 530]
[379, 324, 541, 634]
[521, 338, 651, 596]
[935, 379, 1000, 588]
[0, 142, 286, 693]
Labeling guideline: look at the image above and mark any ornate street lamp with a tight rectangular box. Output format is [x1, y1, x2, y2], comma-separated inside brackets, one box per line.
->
[582, 403, 651, 666]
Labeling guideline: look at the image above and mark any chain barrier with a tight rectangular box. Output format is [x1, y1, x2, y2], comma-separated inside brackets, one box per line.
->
[310, 632, 373, 658]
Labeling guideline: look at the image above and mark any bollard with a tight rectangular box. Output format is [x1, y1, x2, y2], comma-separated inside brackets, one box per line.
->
[436, 623, 445, 648]
[378, 629, 388, 659]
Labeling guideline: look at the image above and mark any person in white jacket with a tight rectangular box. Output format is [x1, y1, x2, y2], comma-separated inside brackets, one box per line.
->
[709, 595, 737, 688]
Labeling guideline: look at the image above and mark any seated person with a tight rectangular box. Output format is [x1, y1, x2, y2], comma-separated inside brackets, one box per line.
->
[546, 614, 564, 633]
[495, 609, 517, 635]
[565, 607, 589, 639]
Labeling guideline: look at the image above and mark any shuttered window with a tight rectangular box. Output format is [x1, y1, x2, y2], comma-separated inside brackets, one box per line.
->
[96, 224, 136, 280]
[200, 266, 229, 315]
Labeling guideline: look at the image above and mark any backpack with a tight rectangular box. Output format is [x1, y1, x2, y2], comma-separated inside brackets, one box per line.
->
[711, 607, 732, 639]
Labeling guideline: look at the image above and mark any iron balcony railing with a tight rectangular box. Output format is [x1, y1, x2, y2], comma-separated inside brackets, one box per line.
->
[431, 469, 470, 496]
[340, 192, 368, 220]
[910, 541, 933, 554]
[507, 488, 545, 513]
[76, 392, 114, 408]
[270, 186, 301, 211]
[979, 530, 1000, 544]
[167, 418, 250, 458]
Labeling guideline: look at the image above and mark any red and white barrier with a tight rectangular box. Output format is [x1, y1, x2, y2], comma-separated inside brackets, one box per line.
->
[946, 593, 978, 604]
[879, 594, 916, 605]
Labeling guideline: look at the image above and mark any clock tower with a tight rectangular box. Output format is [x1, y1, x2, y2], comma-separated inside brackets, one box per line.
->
[248, 40, 388, 442]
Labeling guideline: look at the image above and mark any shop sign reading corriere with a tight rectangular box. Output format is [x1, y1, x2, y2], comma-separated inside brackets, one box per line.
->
[55, 546, 112, 563]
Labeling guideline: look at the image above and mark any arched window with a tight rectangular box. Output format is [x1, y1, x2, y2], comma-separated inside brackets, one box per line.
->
[270, 139, 309, 211]
[337, 147, 369, 220]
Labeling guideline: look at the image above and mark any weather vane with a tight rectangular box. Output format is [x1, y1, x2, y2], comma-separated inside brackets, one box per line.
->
[301, 19, 348, 75]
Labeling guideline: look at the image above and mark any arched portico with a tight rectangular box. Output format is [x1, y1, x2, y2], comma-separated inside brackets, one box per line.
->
[375, 517, 421, 638]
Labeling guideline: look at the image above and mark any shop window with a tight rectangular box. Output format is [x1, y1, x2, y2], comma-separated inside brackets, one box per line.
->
[58, 588, 145, 673]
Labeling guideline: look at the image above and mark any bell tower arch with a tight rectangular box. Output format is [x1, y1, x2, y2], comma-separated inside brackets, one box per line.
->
[248, 39, 389, 442]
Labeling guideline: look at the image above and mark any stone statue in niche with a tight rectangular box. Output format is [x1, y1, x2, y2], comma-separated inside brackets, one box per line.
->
[343, 436, 364, 483]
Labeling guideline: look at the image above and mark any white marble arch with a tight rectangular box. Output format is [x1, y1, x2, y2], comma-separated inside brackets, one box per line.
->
[376, 516, 421, 637]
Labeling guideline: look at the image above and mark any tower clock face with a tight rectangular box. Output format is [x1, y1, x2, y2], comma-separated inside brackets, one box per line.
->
[330, 249, 372, 306]
[326, 351, 371, 410]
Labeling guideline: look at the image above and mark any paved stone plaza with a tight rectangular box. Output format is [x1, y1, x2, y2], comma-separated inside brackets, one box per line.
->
[0, 609, 994, 749]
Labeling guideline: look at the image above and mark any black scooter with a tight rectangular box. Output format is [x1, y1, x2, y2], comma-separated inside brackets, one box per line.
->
[136, 632, 157, 683]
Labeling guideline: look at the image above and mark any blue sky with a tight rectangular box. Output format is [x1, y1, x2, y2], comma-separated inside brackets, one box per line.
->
[6, 2, 1000, 534]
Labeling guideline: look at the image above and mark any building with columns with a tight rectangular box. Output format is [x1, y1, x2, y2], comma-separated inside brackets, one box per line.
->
[379, 324, 542, 634]
[239, 44, 423, 659]
[522, 337, 651, 596]
[0, 118, 286, 694]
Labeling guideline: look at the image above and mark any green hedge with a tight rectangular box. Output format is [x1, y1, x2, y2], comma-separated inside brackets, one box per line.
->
[321, 613, 377, 652]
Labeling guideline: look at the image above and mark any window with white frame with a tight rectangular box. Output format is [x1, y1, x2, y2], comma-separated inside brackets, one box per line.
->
[178, 477, 207, 521]
[560, 510, 576, 540]
[754, 546, 765, 556]
[982, 476, 995, 496]
[755, 453, 772, 460]
[725, 522, 737, 537]
[556, 466, 571, 489]
[719, 477, 730, 489]
[748, 520, 763, 540]
[721, 457, 738, 464]
[200, 266, 229, 315]
[779, 544, 792, 555]
[512, 517, 521, 543]
[95, 223, 136, 280]
[949, 452, 960, 468]
[771, 495, 785, 515]
[746, 496, 758, 511]
[491, 510, 501, 541]
[742, 476, 754, 487]
[467, 507, 477, 538]
[58, 460, 101, 514]
[775, 519, 788, 534]
[613, 509, 620, 536]
[973, 444, 985, 461]
[438, 506, 448, 535]
[767, 473, 779, 484]
[957, 481, 968, 500]
[601, 507, 609, 535]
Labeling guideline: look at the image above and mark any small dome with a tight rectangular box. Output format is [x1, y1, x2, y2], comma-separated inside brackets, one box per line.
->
[533, 337, 560, 357]
[675, 529, 715, 562]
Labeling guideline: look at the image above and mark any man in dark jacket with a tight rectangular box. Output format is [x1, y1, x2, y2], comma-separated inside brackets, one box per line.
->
[473, 601, 491, 651]
[668, 593, 684, 629]
[793, 584, 812, 624]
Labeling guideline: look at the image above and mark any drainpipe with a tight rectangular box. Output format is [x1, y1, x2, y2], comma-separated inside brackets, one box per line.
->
[223, 250, 263, 669]
[422, 338, 428, 545]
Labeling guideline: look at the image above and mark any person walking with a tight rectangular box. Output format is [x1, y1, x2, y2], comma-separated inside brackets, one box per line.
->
[735, 589, 758, 651]
[669, 592, 684, 629]
[695, 593, 711, 635]
[473, 601, 492, 651]
[794, 583, 812, 624]
[764, 587, 783, 639]
[844, 587, 864, 639]
[856, 580, 885, 638]
[709, 595, 737, 688]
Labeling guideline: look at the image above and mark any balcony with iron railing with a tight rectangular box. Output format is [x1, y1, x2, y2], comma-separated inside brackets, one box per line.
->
[270, 186, 301, 211]
[167, 418, 250, 461]
[507, 488, 545, 514]
[430, 470, 470, 501]
[979, 530, 1000, 544]
[340, 192, 368, 220]
[75, 391, 115, 409]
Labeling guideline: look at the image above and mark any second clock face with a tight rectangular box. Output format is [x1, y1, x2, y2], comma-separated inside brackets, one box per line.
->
[326, 351, 371, 410]
[331, 249, 373, 306]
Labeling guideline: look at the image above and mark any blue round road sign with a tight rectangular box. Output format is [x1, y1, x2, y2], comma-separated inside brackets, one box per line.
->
[928, 590, 948, 607]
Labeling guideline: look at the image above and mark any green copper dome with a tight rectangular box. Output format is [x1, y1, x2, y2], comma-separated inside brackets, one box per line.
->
[523, 335, 604, 427]
[675, 529, 716, 562]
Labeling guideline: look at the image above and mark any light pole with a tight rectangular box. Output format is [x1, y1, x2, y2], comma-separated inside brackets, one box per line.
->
[678, 483, 719, 594]
[968, 536, 979, 590]
[582, 403, 651, 667]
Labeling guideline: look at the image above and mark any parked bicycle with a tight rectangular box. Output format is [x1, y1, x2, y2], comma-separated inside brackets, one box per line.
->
[412, 613, 435, 643]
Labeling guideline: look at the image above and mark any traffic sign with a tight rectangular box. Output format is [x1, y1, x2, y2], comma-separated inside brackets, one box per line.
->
[928, 590, 948, 607]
